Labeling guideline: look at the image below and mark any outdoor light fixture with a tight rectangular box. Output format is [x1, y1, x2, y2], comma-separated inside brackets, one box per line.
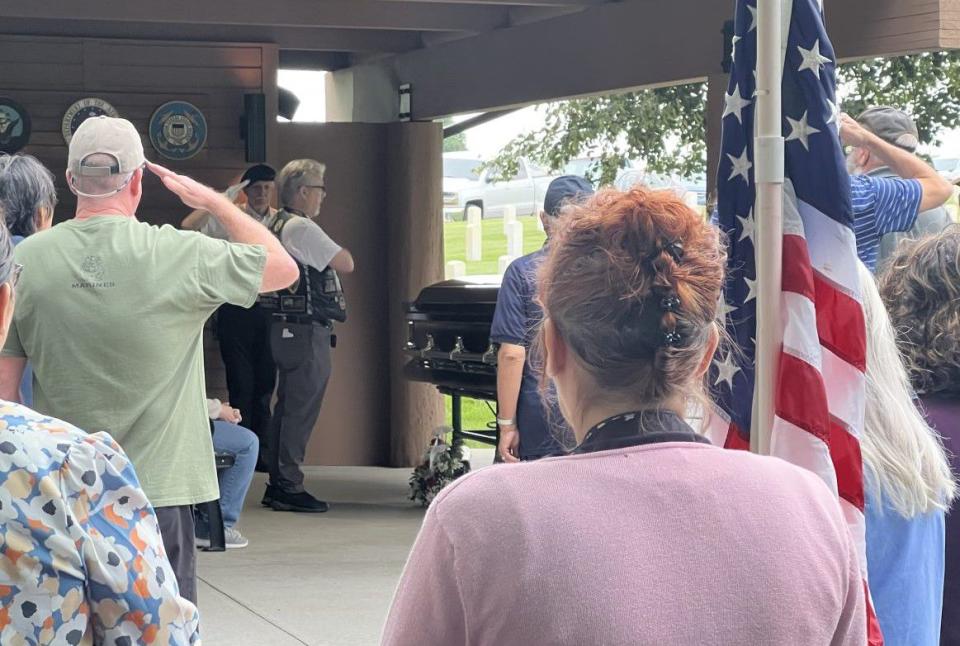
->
[399, 83, 412, 121]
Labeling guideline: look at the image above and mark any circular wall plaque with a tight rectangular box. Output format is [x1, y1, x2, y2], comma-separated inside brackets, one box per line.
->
[62, 98, 120, 144]
[0, 97, 31, 153]
[149, 101, 208, 160]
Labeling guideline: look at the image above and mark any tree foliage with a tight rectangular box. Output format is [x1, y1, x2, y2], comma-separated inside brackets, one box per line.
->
[442, 118, 468, 153]
[488, 51, 960, 185]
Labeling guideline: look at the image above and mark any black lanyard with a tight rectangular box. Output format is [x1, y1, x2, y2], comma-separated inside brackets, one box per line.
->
[571, 410, 711, 455]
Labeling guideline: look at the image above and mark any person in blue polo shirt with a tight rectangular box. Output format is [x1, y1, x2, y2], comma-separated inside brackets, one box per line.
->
[840, 108, 953, 272]
[491, 175, 593, 462]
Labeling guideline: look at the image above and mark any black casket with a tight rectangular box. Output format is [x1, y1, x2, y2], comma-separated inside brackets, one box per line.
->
[404, 278, 501, 446]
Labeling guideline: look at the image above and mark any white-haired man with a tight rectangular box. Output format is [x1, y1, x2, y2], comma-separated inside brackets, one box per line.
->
[259, 158, 354, 513]
[0, 116, 298, 601]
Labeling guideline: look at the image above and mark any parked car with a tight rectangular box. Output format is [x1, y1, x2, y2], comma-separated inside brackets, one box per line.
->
[678, 173, 707, 206]
[613, 169, 683, 194]
[934, 157, 960, 183]
[443, 152, 483, 221]
[614, 169, 707, 206]
[455, 158, 561, 219]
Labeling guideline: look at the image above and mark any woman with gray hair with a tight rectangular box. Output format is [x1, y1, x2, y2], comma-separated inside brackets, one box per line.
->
[858, 260, 955, 646]
[879, 226, 960, 644]
[0, 153, 57, 405]
[0, 153, 57, 238]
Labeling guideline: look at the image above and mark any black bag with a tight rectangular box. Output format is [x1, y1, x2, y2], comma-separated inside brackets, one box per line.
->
[314, 267, 347, 323]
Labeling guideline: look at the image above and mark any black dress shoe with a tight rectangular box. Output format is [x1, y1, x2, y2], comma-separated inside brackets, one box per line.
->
[261, 484, 276, 507]
[269, 490, 330, 513]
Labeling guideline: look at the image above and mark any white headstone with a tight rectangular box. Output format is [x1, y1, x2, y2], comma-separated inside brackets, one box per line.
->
[505, 220, 524, 258]
[502, 204, 517, 234]
[683, 191, 698, 209]
[465, 203, 482, 227]
[498, 254, 516, 275]
[465, 223, 482, 262]
[445, 260, 466, 280]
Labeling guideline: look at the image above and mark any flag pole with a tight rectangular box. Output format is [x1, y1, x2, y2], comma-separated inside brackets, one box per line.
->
[751, 0, 785, 455]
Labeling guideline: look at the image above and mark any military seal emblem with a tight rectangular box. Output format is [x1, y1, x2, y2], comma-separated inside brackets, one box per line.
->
[62, 98, 119, 144]
[0, 98, 31, 154]
[149, 101, 207, 160]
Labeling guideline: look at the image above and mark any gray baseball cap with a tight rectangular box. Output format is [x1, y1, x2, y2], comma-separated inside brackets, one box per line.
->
[67, 116, 145, 184]
[856, 106, 921, 152]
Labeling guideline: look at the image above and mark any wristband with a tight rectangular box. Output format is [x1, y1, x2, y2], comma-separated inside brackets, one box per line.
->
[497, 417, 516, 427]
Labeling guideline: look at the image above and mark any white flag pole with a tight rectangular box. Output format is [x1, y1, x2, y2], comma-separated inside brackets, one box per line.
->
[751, 0, 785, 455]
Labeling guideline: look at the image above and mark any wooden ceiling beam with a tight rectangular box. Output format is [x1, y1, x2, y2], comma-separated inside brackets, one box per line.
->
[1, 0, 509, 33]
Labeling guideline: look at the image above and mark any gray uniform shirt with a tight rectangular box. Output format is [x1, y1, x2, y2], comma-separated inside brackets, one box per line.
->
[199, 206, 342, 272]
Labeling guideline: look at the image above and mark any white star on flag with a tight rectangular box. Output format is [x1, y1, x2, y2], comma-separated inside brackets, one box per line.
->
[826, 98, 840, 127]
[736, 208, 755, 243]
[744, 275, 758, 302]
[717, 296, 738, 324]
[785, 111, 821, 150]
[727, 148, 752, 183]
[747, 5, 757, 32]
[723, 85, 752, 124]
[797, 39, 831, 79]
[714, 351, 741, 389]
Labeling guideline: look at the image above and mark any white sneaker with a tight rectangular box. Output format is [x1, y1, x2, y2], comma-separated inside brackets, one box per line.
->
[224, 526, 249, 549]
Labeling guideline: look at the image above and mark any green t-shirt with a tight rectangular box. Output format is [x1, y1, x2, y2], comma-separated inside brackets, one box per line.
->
[2, 216, 266, 507]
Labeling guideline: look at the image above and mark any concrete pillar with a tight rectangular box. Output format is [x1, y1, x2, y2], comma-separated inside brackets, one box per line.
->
[387, 122, 445, 467]
[706, 73, 729, 209]
[325, 62, 398, 123]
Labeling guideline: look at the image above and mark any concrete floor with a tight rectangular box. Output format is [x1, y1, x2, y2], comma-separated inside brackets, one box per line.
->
[197, 449, 495, 646]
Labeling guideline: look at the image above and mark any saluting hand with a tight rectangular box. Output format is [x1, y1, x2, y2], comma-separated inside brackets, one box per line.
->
[147, 162, 227, 211]
[838, 113, 872, 148]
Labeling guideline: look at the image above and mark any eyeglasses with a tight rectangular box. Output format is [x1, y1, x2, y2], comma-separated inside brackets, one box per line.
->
[8, 263, 22, 288]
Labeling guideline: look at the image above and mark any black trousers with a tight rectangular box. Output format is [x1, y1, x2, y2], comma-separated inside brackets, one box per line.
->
[155, 505, 197, 603]
[269, 321, 332, 493]
[217, 303, 276, 459]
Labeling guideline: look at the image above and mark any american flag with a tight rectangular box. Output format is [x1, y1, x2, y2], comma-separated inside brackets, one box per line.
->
[709, 0, 880, 642]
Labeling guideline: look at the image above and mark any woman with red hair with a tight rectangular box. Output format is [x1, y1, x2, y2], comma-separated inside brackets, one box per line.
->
[382, 188, 866, 645]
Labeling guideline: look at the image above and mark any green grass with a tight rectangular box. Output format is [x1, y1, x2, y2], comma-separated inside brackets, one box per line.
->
[444, 215, 547, 276]
[440, 216, 543, 447]
[443, 395, 497, 449]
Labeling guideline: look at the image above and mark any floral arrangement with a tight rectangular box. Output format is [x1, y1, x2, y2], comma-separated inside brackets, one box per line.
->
[409, 427, 469, 506]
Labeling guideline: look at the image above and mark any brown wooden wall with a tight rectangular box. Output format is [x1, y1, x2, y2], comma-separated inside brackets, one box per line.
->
[0, 33, 279, 400]
[0, 35, 278, 228]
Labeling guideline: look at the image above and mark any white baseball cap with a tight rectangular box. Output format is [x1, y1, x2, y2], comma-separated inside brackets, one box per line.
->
[67, 116, 146, 197]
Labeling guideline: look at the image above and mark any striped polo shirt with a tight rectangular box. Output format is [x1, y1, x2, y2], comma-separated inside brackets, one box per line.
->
[850, 174, 921, 271]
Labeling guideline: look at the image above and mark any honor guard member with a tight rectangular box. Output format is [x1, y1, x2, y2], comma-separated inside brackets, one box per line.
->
[491, 175, 593, 462]
[182, 164, 279, 468]
[260, 159, 355, 513]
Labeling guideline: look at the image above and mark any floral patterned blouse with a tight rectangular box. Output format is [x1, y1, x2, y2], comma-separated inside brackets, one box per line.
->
[0, 401, 200, 644]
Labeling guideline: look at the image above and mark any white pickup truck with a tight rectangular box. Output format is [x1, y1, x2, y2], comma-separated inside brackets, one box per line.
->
[447, 157, 560, 220]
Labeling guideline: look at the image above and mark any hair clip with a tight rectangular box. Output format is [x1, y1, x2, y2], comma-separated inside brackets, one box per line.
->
[661, 295, 681, 312]
[665, 239, 684, 262]
[663, 330, 683, 347]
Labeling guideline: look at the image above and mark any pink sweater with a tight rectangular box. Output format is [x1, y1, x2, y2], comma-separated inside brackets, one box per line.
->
[383, 442, 866, 645]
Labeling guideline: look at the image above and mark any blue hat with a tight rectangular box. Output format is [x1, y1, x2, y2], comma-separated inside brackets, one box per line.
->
[544, 175, 594, 218]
